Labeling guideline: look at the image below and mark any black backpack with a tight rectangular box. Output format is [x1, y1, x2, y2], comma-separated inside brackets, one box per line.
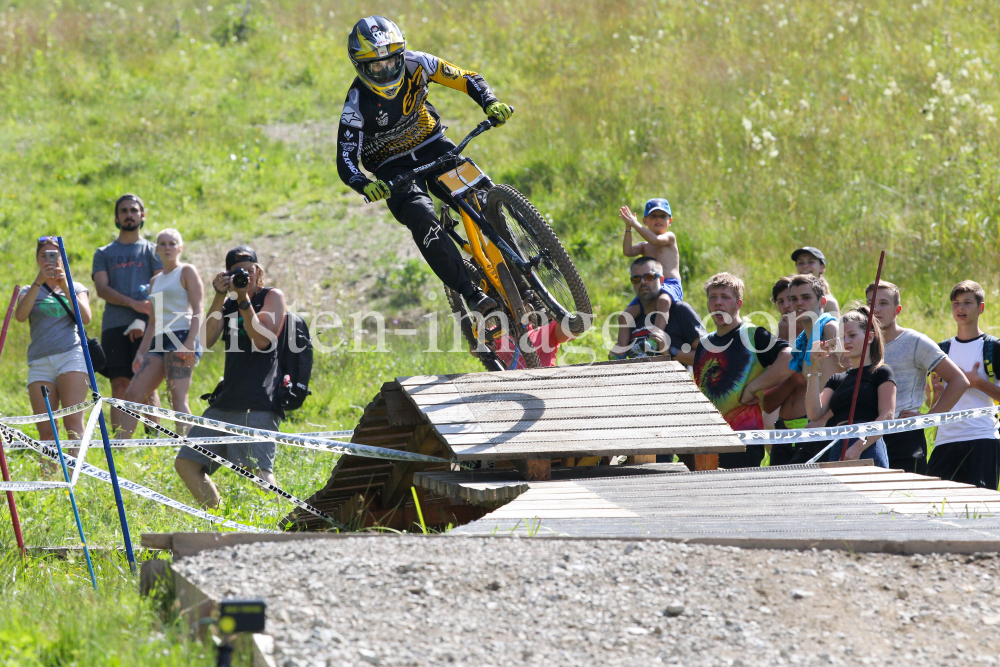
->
[202, 310, 313, 412]
[277, 311, 313, 412]
[939, 334, 998, 382]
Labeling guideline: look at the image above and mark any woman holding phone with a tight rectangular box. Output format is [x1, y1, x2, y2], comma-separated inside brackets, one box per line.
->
[118, 228, 204, 437]
[15, 237, 93, 447]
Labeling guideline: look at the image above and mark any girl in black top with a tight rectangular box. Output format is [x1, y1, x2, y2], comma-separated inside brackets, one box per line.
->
[806, 306, 896, 467]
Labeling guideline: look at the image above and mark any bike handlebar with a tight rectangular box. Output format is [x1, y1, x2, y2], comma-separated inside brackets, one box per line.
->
[362, 108, 514, 203]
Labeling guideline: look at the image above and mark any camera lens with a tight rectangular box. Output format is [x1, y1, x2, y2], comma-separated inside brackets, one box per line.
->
[230, 268, 249, 289]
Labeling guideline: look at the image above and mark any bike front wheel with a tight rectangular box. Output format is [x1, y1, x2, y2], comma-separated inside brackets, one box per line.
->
[485, 185, 592, 335]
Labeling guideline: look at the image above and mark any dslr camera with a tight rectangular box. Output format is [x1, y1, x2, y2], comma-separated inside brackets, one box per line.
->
[227, 267, 250, 289]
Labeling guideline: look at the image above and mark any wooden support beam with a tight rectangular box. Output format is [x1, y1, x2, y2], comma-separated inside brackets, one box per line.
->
[676, 453, 718, 471]
[380, 425, 448, 510]
[627, 455, 657, 464]
[513, 458, 552, 481]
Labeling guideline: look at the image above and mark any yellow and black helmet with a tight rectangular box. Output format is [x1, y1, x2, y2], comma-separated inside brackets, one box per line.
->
[348, 16, 407, 99]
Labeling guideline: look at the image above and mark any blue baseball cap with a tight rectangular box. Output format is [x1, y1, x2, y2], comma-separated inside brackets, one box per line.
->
[644, 198, 671, 217]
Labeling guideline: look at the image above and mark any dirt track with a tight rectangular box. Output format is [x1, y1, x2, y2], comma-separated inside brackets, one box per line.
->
[173, 535, 1000, 667]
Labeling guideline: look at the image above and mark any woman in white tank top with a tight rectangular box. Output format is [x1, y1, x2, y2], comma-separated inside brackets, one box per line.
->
[120, 228, 204, 437]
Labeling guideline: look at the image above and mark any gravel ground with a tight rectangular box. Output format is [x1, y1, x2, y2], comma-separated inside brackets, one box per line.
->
[172, 536, 1000, 667]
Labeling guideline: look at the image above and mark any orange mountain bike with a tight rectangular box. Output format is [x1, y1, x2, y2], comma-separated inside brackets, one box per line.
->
[381, 114, 592, 370]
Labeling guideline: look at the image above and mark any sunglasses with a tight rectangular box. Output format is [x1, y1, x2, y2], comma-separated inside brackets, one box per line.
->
[630, 272, 663, 285]
[38, 236, 58, 244]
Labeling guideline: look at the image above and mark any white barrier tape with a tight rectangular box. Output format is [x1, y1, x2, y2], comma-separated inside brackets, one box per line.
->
[7, 436, 342, 450]
[70, 400, 103, 487]
[105, 398, 456, 466]
[0, 423, 268, 533]
[737, 404, 1000, 445]
[116, 404, 343, 530]
[0, 481, 71, 491]
[0, 396, 100, 425]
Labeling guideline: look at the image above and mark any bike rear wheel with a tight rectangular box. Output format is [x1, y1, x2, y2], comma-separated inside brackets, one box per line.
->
[485, 185, 592, 335]
[445, 260, 541, 371]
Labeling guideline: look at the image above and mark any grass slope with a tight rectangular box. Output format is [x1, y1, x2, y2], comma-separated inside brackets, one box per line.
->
[0, 1, 998, 663]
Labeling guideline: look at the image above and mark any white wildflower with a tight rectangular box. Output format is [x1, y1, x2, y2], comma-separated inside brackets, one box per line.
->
[751, 135, 763, 150]
[761, 129, 776, 142]
[948, 126, 958, 135]
[849, 15, 859, 24]
[777, 18, 788, 28]
[924, 45, 932, 53]
[846, 73, 857, 81]
[742, 117, 753, 131]
[782, 78, 790, 85]
[777, 178, 787, 186]
[927, 59, 936, 69]
[932, 73, 953, 96]
[958, 68, 969, 78]
[960, 145, 973, 154]
[955, 93, 973, 106]
[769, 149, 779, 158]
[883, 79, 900, 96]
[798, 99, 810, 110]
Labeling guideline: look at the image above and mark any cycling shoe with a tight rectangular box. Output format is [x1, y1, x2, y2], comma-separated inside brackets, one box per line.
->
[466, 288, 498, 316]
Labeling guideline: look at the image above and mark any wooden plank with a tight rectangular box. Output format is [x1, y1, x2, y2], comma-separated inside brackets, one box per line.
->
[396, 359, 686, 388]
[448, 437, 745, 459]
[440, 423, 737, 444]
[409, 389, 712, 409]
[857, 490, 1000, 500]
[428, 413, 729, 435]
[419, 400, 719, 425]
[404, 371, 694, 396]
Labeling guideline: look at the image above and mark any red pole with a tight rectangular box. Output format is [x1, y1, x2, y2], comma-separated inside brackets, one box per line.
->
[840, 252, 885, 461]
[0, 285, 26, 557]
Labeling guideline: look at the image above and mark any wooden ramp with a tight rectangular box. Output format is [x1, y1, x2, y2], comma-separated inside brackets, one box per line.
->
[447, 463, 1000, 553]
[282, 359, 742, 531]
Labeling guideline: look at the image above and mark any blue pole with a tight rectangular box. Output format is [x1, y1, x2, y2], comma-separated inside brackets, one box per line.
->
[41, 386, 98, 590]
[56, 237, 136, 573]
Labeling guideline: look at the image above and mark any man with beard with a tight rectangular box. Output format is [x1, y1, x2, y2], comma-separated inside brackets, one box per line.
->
[92, 194, 163, 432]
[693, 273, 794, 468]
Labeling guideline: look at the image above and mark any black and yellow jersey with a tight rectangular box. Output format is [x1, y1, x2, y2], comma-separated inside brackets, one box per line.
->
[336, 50, 497, 194]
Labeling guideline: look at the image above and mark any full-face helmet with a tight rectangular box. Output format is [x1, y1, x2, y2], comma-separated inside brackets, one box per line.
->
[348, 16, 406, 99]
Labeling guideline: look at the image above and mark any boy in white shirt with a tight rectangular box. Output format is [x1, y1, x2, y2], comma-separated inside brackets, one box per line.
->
[927, 281, 1000, 489]
[867, 280, 968, 473]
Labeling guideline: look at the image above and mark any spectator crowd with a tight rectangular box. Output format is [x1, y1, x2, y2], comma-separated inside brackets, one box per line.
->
[14, 193, 1000, 508]
[609, 197, 999, 489]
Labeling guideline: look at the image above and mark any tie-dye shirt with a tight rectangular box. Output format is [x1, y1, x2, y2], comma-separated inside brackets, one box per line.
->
[693, 322, 788, 430]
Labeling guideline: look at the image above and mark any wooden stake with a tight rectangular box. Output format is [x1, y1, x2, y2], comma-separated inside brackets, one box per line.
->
[840, 251, 885, 461]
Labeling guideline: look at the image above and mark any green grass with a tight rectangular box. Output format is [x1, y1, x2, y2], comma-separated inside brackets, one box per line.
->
[0, 551, 212, 666]
[1, 0, 998, 662]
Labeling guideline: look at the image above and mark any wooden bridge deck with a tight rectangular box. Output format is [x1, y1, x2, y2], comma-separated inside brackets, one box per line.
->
[399, 359, 743, 460]
[446, 463, 1000, 552]
[283, 359, 742, 531]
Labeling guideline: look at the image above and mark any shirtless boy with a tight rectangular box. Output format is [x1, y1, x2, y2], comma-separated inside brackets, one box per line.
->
[791, 246, 839, 315]
[618, 199, 681, 347]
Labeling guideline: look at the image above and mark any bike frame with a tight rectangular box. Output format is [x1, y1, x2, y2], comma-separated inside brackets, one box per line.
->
[382, 116, 572, 324]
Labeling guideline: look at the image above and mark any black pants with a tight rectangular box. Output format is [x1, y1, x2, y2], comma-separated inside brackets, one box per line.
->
[376, 138, 475, 299]
[926, 438, 1000, 490]
[883, 429, 928, 474]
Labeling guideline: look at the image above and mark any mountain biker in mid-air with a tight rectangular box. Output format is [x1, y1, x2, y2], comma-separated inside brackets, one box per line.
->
[336, 16, 513, 316]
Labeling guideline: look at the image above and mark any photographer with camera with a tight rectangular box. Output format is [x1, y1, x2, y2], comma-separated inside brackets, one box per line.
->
[174, 246, 287, 508]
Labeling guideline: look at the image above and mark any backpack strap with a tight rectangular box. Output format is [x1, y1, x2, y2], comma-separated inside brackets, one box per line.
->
[983, 335, 997, 382]
[938, 337, 952, 355]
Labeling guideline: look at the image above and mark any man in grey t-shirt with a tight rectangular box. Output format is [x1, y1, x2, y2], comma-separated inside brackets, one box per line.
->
[868, 281, 969, 473]
[92, 194, 163, 431]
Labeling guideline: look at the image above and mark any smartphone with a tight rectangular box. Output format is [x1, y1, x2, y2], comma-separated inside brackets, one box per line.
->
[44, 249, 59, 268]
